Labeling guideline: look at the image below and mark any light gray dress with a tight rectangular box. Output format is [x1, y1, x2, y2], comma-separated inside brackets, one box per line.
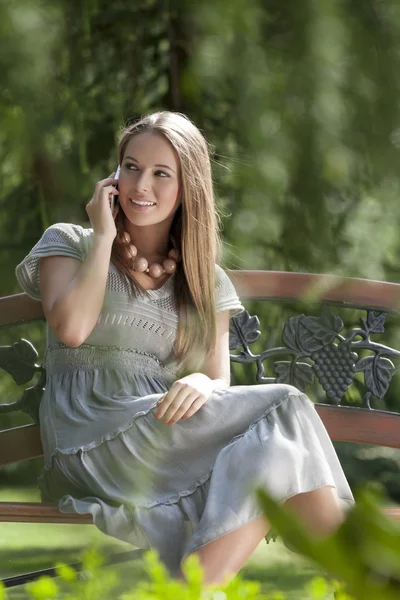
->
[15, 222, 355, 576]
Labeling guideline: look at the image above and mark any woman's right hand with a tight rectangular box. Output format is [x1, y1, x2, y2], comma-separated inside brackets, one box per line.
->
[86, 173, 120, 239]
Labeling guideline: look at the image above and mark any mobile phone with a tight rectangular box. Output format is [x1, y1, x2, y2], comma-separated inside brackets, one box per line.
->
[111, 165, 120, 212]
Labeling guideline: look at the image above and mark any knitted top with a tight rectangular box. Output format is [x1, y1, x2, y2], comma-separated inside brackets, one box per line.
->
[16, 223, 244, 447]
[15, 221, 245, 379]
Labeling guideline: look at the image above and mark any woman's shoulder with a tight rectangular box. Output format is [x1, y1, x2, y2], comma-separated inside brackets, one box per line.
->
[215, 263, 226, 279]
[15, 222, 94, 301]
[215, 263, 233, 286]
[214, 264, 245, 316]
[44, 221, 93, 240]
[42, 222, 94, 257]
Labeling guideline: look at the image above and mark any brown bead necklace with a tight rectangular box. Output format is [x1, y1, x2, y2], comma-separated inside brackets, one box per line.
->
[115, 230, 181, 279]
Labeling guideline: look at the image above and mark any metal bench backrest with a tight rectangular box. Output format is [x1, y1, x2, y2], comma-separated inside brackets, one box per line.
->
[1, 270, 400, 469]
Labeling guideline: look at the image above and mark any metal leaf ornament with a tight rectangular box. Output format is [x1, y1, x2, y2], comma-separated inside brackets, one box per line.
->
[274, 361, 314, 391]
[361, 311, 388, 335]
[355, 355, 395, 400]
[229, 310, 261, 350]
[282, 312, 343, 355]
[0, 339, 40, 384]
[20, 372, 46, 424]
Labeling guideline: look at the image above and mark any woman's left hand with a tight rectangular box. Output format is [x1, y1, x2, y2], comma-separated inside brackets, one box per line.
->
[155, 373, 214, 424]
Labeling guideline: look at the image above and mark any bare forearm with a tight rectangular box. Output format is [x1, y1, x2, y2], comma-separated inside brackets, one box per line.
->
[53, 234, 113, 346]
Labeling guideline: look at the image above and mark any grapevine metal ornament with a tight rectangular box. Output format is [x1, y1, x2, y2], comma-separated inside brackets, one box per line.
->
[229, 307, 400, 408]
[1, 306, 400, 423]
[0, 339, 41, 385]
[0, 339, 45, 423]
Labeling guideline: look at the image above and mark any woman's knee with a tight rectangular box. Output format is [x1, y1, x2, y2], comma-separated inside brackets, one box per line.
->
[265, 382, 305, 400]
[284, 485, 345, 534]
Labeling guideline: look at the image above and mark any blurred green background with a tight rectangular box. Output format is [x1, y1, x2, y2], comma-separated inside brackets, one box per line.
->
[0, 0, 399, 592]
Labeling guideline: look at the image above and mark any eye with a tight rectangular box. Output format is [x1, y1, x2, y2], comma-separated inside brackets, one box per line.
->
[155, 170, 169, 178]
[124, 162, 139, 171]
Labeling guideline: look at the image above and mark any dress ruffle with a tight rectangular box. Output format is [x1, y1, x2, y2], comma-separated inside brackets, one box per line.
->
[38, 384, 355, 576]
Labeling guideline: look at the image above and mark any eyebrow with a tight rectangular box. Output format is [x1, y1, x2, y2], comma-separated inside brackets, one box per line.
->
[125, 156, 175, 173]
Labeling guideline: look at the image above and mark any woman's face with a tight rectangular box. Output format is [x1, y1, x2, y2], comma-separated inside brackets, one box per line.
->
[118, 132, 181, 228]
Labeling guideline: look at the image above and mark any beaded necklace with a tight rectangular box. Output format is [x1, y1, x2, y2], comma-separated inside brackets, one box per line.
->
[115, 230, 181, 279]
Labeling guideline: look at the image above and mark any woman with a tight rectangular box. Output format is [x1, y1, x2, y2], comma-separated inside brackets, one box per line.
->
[15, 111, 354, 586]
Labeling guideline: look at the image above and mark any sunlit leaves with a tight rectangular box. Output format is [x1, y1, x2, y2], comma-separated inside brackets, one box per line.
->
[258, 485, 400, 600]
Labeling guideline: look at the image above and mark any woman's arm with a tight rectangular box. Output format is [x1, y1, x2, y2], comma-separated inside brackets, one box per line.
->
[40, 174, 119, 347]
[199, 309, 231, 387]
[155, 310, 232, 424]
[40, 233, 114, 347]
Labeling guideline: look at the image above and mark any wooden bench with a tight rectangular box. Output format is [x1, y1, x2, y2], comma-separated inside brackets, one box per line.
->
[1, 270, 400, 585]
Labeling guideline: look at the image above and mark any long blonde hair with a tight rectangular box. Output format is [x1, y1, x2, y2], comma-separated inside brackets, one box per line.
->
[111, 112, 223, 375]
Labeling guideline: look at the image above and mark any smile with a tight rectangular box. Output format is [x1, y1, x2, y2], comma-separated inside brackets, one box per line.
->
[130, 199, 156, 207]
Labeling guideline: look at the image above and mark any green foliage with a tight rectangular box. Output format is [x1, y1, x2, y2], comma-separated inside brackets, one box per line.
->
[0, 546, 340, 599]
[1, 485, 399, 599]
[2, 0, 400, 283]
[193, 0, 400, 277]
[258, 484, 400, 600]
[26, 577, 58, 600]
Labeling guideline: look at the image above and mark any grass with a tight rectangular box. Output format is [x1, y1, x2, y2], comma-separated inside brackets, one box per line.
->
[0, 487, 334, 599]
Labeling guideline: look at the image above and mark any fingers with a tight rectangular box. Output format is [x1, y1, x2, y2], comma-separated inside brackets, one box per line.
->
[95, 177, 118, 191]
[107, 186, 119, 195]
[90, 181, 118, 207]
[156, 389, 200, 424]
[90, 179, 118, 206]
[86, 173, 121, 237]
[156, 393, 167, 405]
[180, 397, 205, 420]
[155, 389, 179, 421]
[156, 391, 188, 423]
[166, 397, 198, 424]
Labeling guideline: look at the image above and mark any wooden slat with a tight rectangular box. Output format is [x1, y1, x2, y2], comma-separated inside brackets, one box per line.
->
[0, 502, 398, 525]
[0, 424, 43, 467]
[381, 507, 400, 522]
[2, 271, 400, 330]
[0, 502, 93, 524]
[228, 271, 400, 311]
[315, 404, 400, 448]
[0, 293, 44, 327]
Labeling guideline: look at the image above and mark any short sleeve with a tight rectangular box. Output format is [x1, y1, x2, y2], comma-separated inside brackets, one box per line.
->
[15, 222, 90, 300]
[215, 264, 245, 317]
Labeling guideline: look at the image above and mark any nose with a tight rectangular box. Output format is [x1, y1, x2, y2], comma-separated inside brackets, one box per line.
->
[135, 170, 151, 193]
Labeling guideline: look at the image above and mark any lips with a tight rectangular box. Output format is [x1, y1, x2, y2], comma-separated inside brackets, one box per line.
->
[130, 197, 156, 206]
[128, 198, 156, 212]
